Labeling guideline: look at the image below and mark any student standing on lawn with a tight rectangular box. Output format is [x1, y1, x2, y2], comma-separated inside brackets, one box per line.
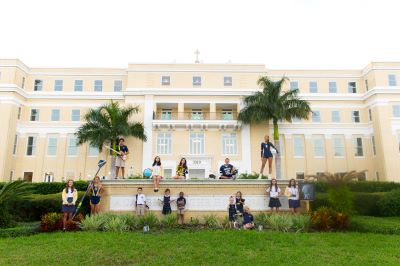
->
[228, 196, 237, 228]
[235, 191, 245, 215]
[135, 187, 146, 216]
[266, 178, 281, 213]
[176, 192, 187, 225]
[285, 179, 300, 214]
[160, 188, 175, 215]
[61, 179, 78, 231]
[90, 176, 104, 215]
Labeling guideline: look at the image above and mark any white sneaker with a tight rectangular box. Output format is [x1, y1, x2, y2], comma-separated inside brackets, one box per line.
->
[258, 173, 262, 179]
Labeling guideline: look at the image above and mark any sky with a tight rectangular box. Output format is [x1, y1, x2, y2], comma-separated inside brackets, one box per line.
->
[0, 0, 399, 69]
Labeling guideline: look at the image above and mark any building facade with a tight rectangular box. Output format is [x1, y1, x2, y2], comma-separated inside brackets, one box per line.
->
[0, 59, 400, 182]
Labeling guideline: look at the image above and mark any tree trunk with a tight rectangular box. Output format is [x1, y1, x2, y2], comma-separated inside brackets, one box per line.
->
[109, 140, 117, 179]
[273, 121, 282, 180]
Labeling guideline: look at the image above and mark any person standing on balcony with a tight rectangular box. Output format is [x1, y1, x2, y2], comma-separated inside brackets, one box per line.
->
[173, 158, 188, 179]
[260, 135, 279, 179]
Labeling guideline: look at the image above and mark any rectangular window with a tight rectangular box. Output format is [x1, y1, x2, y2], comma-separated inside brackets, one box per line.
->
[161, 109, 172, 120]
[365, 79, 369, 91]
[352, 111, 360, 123]
[74, 80, 83, 91]
[375, 171, 380, 181]
[222, 133, 237, 155]
[94, 80, 103, 92]
[371, 135, 376, 156]
[67, 136, 78, 156]
[397, 133, 400, 152]
[34, 80, 43, 91]
[22, 77, 25, 88]
[309, 81, 318, 93]
[157, 133, 172, 155]
[114, 80, 122, 92]
[348, 82, 357, 93]
[161, 76, 170, 85]
[224, 76, 232, 86]
[17, 107, 22, 120]
[71, 109, 80, 121]
[293, 135, 304, 157]
[88, 145, 99, 156]
[353, 137, 364, 157]
[47, 137, 58, 156]
[329, 81, 337, 93]
[312, 135, 325, 157]
[388, 74, 397, 86]
[312, 111, 321, 122]
[192, 76, 201, 86]
[54, 80, 63, 91]
[51, 109, 60, 121]
[26, 136, 37, 156]
[30, 109, 40, 121]
[191, 109, 203, 120]
[392, 105, 400, 117]
[331, 111, 341, 122]
[368, 108, 372, 121]
[296, 172, 305, 180]
[13, 134, 18, 155]
[290, 81, 298, 91]
[190, 132, 204, 155]
[221, 109, 233, 120]
[292, 117, 301, 122]
[333, 135, 345, 157]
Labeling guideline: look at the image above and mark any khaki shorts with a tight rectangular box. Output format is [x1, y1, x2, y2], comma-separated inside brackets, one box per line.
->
[116, 157, 125, 168]
[136, 204, 145, 215]
[177, 208, 185, 215]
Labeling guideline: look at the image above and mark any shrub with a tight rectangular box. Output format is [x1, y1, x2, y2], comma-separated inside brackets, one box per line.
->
[377, 189, 400, 216]
[221, 216, 231, 229]
[0, 205, 15, 229]
[315, 181, 400, 193]
[41, 212, 63, 232]
[266, 214, 292, 232]
[311, 207, 349, 231]
[119, 214, 139, 230]
[0, 222, 40, 238]
[238, 172, 267, 179]
[327, 185, 353, 214]
[103, 216, 129, 232]
[291, 215, 311, 232]
[349, 216, 400, 235]
[79, 215, 105, 231]
[188, 217, 201, 228]
[160, 214, 177, 229]
[254, 212, 268, 227]
[203, 214, 221, 229]
[32, 181, 89, 195]
[138, 213, 159, 229]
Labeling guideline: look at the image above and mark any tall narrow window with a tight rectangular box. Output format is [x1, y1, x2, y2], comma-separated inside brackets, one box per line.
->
[290, 81, 298, 91]
[353, 137, 364, 157]
[224, 76, 232, 86]
[365, 79, 369, 91]
[368, 108, 372, 121]
[114, 80, 122, 92]
[352, 111, 360, 123]
[13, 134, 18, 155]
[331, 111, 341, 122]
[293, 135, 304, 157]
[397, 133, 400, 152]
[67, 136, 78, 156]
[21, 77, 25, 88]
[312, 111, 321, 122]
[71, 109, 80, 121]
[190, 133, 204, 155]
[94, 80, 103, 92]
[30, 109, 40, 121]
[371, 135, 376, 156]
[17, 107, 22, 120]
[51, 109, 60, 121]
[26, 136, 37, 156]
[221, 109, 233, 120]
[34, 80, 43, 91]
[392, 105, 400, 117]
[388, 74, 397, 86]
[333, 135, 345, 157]
[191, 109, 203, 120]
[88, 145, 99, 156]
[329, 81, 337, 93]
[222, 133, 237, 155]
[312, 135, 325, 157]
[74, 80, 83, 91]
[157, 133, 172, 154]
[348, 82, 357, 93]
[54, 80, 63, 91]
[47, 137, 58, 156]
[309, 81, 318, 93]
[161, 109, 172, 120]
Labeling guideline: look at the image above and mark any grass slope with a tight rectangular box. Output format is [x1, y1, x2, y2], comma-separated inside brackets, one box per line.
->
[1, 231, 400, 265]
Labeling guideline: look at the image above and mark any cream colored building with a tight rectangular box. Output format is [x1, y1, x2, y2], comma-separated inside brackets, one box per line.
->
[1, 59, 400, 182]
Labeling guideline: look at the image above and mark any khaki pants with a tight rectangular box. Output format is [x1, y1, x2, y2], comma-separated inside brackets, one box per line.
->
[136, 204, 145, 216]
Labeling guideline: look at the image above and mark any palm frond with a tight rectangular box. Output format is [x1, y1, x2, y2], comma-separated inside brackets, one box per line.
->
[0, 181, 33, 205]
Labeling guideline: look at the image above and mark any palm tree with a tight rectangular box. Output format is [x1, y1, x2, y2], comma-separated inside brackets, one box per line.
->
[75, 101, 147, 178]
[238, 76, 312, 179]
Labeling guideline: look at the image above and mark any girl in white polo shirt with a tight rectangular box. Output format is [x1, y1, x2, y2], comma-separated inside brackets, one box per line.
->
[266, 178, 281, 213]
[285, 179, 300, 214]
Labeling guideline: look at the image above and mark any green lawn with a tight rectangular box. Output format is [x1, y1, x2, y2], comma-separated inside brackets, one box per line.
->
[1, 230, 400, 265]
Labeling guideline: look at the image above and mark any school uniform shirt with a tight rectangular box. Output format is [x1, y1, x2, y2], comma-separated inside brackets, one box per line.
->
[62, 188, 78, 205]
[267, 186, 281, 198]
[116, 145, 129, 153]
[286, 186, 299, 200]
[136, 193, 146, 205]
[243, 212, 254, 225]
[220, 164, 234, 177]
[177, 197, 186, 209]
[152, 165, 163, 176]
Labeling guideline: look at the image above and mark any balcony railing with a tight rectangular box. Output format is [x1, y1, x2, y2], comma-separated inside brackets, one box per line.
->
[153, 112, 238, 120]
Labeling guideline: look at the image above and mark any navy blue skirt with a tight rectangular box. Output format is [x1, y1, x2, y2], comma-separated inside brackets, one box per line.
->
[162, 204, 171, 215]
[262, 151, 273, 158]
[269, 197, 281, 208]
[61, 204, 76, 213]
[90, 196, 101, 205]
[289, 199, 300, 208]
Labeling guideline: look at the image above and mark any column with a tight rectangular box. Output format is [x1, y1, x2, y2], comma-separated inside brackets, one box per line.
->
[210, 102, 216, 120]
[142, 95, 154, 171]
[241, 124, 252, 173]
[178, 102, 184, 120]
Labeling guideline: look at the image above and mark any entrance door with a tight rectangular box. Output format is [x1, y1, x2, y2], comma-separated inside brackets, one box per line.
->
[23, 172, 33, 182]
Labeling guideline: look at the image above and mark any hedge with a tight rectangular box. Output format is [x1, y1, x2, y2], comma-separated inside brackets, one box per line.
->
[0, 222, 40, 238]
[0, 181, 89, 194]
[8, 192, 90, 222]
[315, 181, 400, 193]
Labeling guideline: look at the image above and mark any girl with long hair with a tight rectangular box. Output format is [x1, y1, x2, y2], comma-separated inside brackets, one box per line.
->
[266, 178, 281, 213]
[260, 135, 279, 179]
[151, 156, 164, 192]
[285, 178, 300, 214]
[173, 158, 188, 180]
[61, 179, 77, 231]
[90, 176, 104, 215]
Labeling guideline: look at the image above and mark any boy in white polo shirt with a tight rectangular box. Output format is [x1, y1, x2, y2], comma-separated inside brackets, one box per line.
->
[135, 187, 146, 216]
